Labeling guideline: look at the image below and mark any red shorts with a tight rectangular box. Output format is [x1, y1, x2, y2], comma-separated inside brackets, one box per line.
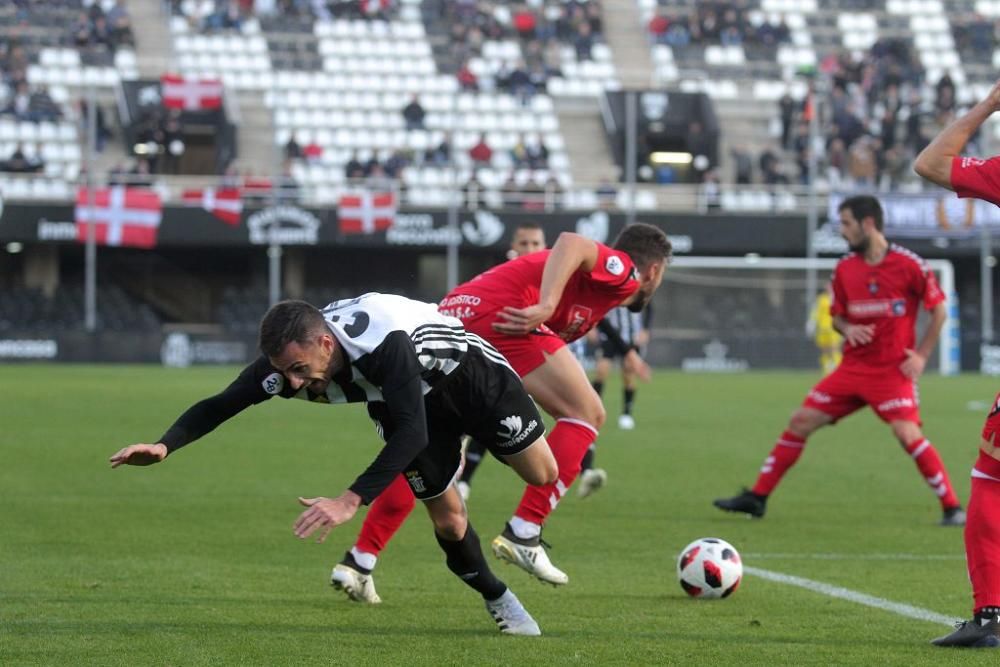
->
[440, 294, 566, 377]
[982, 392, 1000, 444]
[802, 364, 921, 424]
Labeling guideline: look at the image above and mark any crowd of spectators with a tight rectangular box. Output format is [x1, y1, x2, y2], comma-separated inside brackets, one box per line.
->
[647, 1, 791, 52]
[755, 38, 972, 193]
[68, 0, 134, 59]
[172, 0, 401, 32]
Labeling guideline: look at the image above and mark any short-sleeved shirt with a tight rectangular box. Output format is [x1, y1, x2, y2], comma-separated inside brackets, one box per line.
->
[830, 245, 945, 371]
[441, 243, 640, 343]
[950, 156, 1000, 205]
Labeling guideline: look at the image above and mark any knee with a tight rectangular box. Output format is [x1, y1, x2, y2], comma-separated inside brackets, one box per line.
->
[524, 452, 558, 486]
[788, 409, 818, 436]
[588, 400, 607, 429]
[432, 509, 467, 541]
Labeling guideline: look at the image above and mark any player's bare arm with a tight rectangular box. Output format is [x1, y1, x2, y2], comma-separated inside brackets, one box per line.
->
[109, 443, 169, 468]
[494, 232, 599, 335]
[901, 301, 947, 379]
[914, 79, 1000, 189]
[293, 491, 363, 543]
[622, 349, 652, 382]
[833, 315, 874, 347]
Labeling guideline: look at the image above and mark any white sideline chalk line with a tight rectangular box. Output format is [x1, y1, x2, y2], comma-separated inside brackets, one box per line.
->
[745, 566, 957, 626]
[745, 552, 965, 561]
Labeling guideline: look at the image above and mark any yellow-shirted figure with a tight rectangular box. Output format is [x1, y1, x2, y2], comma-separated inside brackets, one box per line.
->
[807, 287, 842, 374]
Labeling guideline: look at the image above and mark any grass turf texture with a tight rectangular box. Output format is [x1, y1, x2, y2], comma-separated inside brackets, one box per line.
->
[2, 364, 998, 666]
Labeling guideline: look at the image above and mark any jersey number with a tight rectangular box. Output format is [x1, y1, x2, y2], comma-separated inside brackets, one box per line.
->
[329, 310, 370, 338]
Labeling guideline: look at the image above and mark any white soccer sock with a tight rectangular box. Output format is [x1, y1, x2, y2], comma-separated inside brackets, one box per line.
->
[350, 547, 378, 571]
[508, 516, 541, 540]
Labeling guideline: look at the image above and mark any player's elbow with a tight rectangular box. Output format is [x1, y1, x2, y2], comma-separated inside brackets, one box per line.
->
[913, 151, 950, 189]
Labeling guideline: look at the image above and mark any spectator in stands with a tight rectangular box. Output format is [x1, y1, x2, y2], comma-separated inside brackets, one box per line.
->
[285, 133, 303, 160]
[108, 162, 128, 186]
[506, 61, 534, 105]
[29, 86, 61, 122]
[366, 163, 393, 192]
[469, 133, 492, 168]
[90, 15, 114, 53]
[731, 146, 753, 184]
[161, 110, 185, 174]
[277, 159, 300, 204]
[302, 139, 323, 164]
[543, 175, 563, 210]
[362, 153, 381, 177]
[527, 136, 548, 170]
[779, 91, 796, 150]
[511, 137, 529, 169]
[513, 5, 537, 41]
[759, 147, 787, 185]
[106, 0, 134, 47]
[574, 21, 594, 61]
[345, 152, 365, 180]
[402, 95, 426, 131]
[847, 136, 877, 188]
[3, 81, 31, 121]
[463, 172, 485, 209]
[701, 168, 722, 211]
[0, 143, 42, 173]
[383, 149, 409, 178]
[205, 1, 243, 32]
[648, 9, 670, 43]
[425, 134, 451, 167]
[501, 174, 519, 209]
[457, 60, 478, 92]
[130, 158, 154, 187]
[71, 11, 94, 48]
[521, 178, 545, 211]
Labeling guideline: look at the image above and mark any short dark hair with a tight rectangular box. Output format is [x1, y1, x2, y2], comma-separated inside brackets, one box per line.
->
[612, 222, 672, 269]
[259, 300, 327, 358]
[515, 222, 543, 232]
[838, 195, 884, 231]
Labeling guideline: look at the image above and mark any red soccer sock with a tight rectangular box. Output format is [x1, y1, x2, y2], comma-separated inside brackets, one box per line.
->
[904, 438, 960, 509]
[355, 474, 417, 556]
[750, 430, 806, 496]
[968, 452, 1000, 613]
[513, 418, 598, 525]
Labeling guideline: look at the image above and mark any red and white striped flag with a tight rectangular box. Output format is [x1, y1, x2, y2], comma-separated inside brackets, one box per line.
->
[182, 187, 242, 226]
[338, 191, 396, 234]
[75, 187, 163, 249]
[160, 74, 223, 111]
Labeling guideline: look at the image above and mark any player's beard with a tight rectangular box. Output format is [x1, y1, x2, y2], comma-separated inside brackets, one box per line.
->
[846, 232, 870, 253]
[627, 287, 651, 312]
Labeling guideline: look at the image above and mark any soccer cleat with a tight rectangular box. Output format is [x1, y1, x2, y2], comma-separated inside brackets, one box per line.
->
[940, 506, 966, 527]
[713, 488, 767, 518]
[485, 589, 541, 636]
[577, 467, 608, 498]
[491, 525, 569, 586]
[457, 480, 471, 502]
[617, 414, 636, 430]
[931, 615, 1000, 648]
[331, 562, 382, 604]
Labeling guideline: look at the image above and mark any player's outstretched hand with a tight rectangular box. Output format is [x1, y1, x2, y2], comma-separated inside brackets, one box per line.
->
[293, 492, 362, 543]
[900, 348, 926, 379]
[492, 303, 554, 335]
[844, 323, 875, 347]
[623, 349, 652, 382]
[109, 443, 168, 468]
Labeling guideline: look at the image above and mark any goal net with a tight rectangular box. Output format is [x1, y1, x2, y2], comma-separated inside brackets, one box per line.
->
[646, 257, 959, 375]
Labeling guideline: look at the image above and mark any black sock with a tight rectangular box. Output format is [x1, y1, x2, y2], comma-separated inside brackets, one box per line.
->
[976, 607, 1000, 621]
[580, 445, 595, 471]
[592, 380, 604, 397]
[623, 388, 635, 415]
[460, 439, 488, 483]
[341, 550, 372, 575]
[435, 524, 507, 600]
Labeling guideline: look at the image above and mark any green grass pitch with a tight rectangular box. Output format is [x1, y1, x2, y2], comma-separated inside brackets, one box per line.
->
[2, 364, 999, 665]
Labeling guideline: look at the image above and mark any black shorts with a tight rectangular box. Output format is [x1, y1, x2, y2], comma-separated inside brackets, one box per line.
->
[597, 339, 628, 360]
[367, 345, 545, 500]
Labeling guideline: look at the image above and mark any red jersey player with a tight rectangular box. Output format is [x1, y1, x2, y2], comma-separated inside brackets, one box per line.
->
[915, 80, 1000, 648]
[713, 195, 965, 528]
[328, 224, 671, 603]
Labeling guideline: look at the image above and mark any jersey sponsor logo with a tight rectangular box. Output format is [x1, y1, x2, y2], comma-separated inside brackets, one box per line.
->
[877, 397, 915, 412]
[867, 278, 879, 294]
[262, 372, 284, 395]
[960, 157, 986, 168]
[605, 255, 625, 276]
[847, 299, 906, 318]
[559, 305, 593, 341]
[808, 389, 832, 403]
[497, 415, 539, 447]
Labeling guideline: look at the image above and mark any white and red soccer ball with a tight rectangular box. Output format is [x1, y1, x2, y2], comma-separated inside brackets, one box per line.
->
[676, 537, 743, 599]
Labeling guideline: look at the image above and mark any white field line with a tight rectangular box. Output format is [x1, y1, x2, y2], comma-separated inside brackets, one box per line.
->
[745, 552, 965, 561]
[745, 566, 957, 626]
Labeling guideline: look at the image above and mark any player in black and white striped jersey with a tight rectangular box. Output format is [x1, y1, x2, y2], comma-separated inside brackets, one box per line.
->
[109, 294, 558, 636]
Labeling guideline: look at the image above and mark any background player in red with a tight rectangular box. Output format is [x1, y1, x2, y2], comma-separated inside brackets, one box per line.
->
[915, 81, 1000, 647]
[330, 224, 671, 601]
[713, 195, 965, 527]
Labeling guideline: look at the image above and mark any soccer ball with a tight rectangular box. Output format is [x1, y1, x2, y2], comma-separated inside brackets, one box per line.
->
[676, 537, 743, 599]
